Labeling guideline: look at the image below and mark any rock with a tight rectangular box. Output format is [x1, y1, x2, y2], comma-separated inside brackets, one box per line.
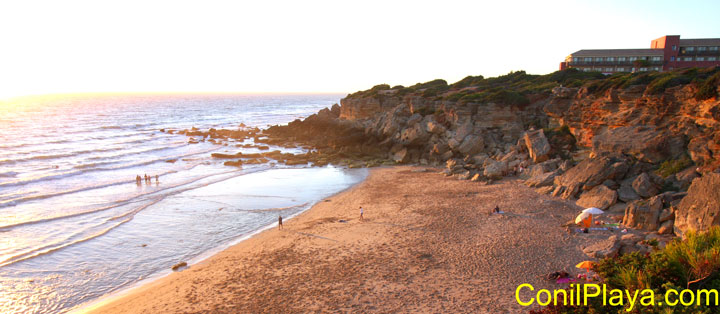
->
[622, 196, 663, 231]
[470, 173, 482, 182]
[674, 173, 720, 237]
[620, 233, 644, 246]
[591, 126, 686, 164]
[617, 185, 640, 202]
[483, 160, 508, 179]
[602, 179, 619, 190]
[672, 167, 699, 191]
[393, 148, 410, 163]
[553, 156, 628, 198]
[536, 186, 554, 195]
[658, 207, 675, 223]
[523, 129, 551, 163]
[632, 172, 659, 198]
[658, 220, 674, 235]
[583, 235, 620, 259]
[446, 159, 458, 170]
[426, 120, 446, 134]
[525, 170, 558, 187]
[172, 262, 188, 271]
[576, 185, 618, 210]
[455, 171, 471, 180]
[456, 134, 485, 156]
[399, 123, 430, 146]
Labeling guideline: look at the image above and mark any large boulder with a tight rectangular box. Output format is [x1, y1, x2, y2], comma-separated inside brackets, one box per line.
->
[674, 173, 720, 237]
[591, 126, 685, 164]
[576, 185, 618, 210]
[583, 235, 621, 259]
[553, 156, 628, 198]
[622, 196, 663, 231]
[456, 134, 485, 156]
[617, 185, 640, 202]
[399, 123, 430, 146]
[483, 160, 508, 179]
[525, 170, 559, 187]
[393, 148, 410, 163]
[632, 172, 659, 198]
[523, 129, 551, 163]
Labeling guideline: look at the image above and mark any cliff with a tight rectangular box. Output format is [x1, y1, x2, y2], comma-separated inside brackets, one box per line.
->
[265, 67, 720, 237]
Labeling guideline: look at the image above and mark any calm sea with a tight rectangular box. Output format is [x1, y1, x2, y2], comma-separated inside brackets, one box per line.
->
[0, 94, 368, 314]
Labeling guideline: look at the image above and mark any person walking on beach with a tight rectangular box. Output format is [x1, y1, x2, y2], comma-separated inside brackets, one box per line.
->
[360, 206, 364, 221]
[278, 215, 283, 230]
[144, 174, 149, 183]
[136, 175, 142, 185]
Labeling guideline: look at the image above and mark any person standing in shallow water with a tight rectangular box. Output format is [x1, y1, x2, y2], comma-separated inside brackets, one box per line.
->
[278, 215, 283, 229]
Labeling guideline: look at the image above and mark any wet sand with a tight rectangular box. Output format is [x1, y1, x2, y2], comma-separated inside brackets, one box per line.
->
[87, 166, 595, 313]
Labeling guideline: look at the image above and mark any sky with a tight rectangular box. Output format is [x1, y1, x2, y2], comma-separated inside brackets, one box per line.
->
[1, 0, 719, 99]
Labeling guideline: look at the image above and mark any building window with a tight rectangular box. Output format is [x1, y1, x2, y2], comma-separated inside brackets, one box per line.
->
[605, 67, 613, 72]
[582, 68, 591, 72]
[629, 56, 638, 61]
[595, 57, 603, 62]
[670, 56, 676, 61]
[584, 57, 592, 62]
[710, 46, 719, 51]
[651, 56, 662, 61]
[606, 57, 615, 61]
[683, 57, 693, 61]
[698, 46, 707, 51]
[617, 67, 625, 72]
[618, 57, 626, 61]
[697, 57, 705, 61]
[672, 45, 677, 51]
[653, 67, 660, 71]
[639, 67, 648, 72]
[708, 57, 717, 61]
[686, 47, 695, 52]
[594, 67, 602, 71]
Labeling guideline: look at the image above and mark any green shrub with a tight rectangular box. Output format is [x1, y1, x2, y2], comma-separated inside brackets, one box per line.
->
[656, 155, 693, 178]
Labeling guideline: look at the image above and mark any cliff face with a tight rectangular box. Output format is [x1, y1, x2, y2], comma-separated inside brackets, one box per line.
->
[546, 85, 720, 169]
[265, 69, 720, 236]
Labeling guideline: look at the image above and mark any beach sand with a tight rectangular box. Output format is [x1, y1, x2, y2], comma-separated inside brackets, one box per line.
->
[87, 166, 599, 313]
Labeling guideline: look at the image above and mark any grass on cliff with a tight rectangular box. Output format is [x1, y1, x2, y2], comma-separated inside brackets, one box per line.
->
[656, 154, 693, 178]
[346, 66, 720, 106]
[531, 227, 720, 314]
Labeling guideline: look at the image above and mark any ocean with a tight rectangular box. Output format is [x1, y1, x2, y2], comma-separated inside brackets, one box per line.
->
[0, 94, 368, 314]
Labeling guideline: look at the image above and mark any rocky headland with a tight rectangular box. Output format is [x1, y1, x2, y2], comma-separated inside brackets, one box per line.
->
[169, 67, 720, 254]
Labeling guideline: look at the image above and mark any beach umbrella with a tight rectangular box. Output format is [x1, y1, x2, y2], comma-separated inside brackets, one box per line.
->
[582, 207, 604, 215]
[576, 261, 594, 272]
[575, 212, 591, 224]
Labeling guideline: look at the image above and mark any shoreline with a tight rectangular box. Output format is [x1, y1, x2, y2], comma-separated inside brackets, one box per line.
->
[73, 166, 369, 313]
[84, 165, 604, 313]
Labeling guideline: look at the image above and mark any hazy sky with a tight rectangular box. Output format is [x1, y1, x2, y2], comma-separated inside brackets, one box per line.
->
[1, 0, 719, 98]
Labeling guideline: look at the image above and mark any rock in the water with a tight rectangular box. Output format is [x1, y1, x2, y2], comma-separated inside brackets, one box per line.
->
[583, 235, 620, 258]
[632, 172, 659, 198]
[622, 196, 663, 231]
[523, 129, 551, 163]
[674, 173, 720, 237]
[172, 261, 188, 271]
[576, 185, 618, 210]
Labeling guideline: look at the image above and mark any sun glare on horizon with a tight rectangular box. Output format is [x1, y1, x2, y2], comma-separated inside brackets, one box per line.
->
[1, 0, 719, 99]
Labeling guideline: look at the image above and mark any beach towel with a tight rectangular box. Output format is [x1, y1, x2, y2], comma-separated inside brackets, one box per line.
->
[556, 278, 577, 284]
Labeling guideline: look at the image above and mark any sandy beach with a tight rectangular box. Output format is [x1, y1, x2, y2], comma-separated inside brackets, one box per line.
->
[86, 166, 598, 313]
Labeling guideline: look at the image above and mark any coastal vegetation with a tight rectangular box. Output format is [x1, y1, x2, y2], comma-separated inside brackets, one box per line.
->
[532, 226, 720, 313]
[348, 66, 720, 105]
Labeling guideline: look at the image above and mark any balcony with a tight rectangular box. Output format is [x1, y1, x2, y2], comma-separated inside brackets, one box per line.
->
[678, 50, 720, 56]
